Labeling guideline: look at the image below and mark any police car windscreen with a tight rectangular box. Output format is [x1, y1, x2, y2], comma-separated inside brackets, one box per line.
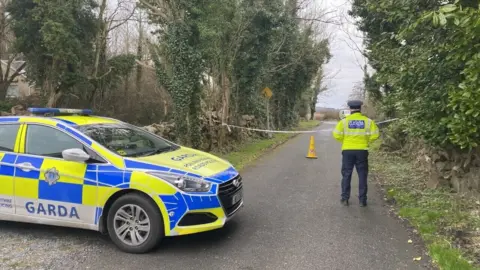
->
[76, 123, 177, 157]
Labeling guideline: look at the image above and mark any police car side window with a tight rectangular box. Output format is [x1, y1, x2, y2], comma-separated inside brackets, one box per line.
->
[25, 125, 85, 159]
[0, 124, 20, 152]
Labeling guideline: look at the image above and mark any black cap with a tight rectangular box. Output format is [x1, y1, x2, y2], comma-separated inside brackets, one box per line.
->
[347, 100, 363, 109]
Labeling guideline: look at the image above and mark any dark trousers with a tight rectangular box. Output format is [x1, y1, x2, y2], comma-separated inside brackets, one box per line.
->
[341, 150, 369, 203]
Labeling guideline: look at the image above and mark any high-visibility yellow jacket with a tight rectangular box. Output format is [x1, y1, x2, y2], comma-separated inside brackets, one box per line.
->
[332, 112, 380, 150]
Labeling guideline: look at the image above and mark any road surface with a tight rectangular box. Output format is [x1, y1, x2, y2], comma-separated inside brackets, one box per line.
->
[0, 121, 430, 270]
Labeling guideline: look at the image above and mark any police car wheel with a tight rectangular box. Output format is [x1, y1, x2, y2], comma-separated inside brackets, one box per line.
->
[107, 193, 164, 254]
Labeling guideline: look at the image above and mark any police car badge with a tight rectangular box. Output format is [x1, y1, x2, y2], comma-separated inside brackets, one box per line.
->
[233, 178, 239, 187]
[44, 167, 60, 185]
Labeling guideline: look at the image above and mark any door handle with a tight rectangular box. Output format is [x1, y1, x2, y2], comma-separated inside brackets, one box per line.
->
[17, 162, 35, 172]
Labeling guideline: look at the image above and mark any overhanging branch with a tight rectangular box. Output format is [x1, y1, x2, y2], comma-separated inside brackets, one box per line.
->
[296, 17, 342, 26]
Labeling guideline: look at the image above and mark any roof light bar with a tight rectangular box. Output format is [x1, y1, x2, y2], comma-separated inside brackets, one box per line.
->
[28, 108, 93, 116]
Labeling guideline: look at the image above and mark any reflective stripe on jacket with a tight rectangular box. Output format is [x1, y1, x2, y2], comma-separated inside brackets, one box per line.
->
[332, 112, 380, 150]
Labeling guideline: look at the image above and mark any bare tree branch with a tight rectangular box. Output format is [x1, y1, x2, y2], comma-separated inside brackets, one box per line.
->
[108, 9, 136, 31]
[8, 61, 26, 82]
[136, 59, 155, 70]
[4, 55, 14, 79]
[138, 0, 170, 23]
[296, 17, 342, 25]
[324, 68, 341, 81]
[106, 0, 125, 22]
[107, 0, 136, 31]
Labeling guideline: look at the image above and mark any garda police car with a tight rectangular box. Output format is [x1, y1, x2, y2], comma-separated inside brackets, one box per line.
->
[0, 108, 243, 253]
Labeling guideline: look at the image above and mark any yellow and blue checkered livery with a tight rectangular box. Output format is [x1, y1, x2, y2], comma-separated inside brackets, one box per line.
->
[0, 108, 244, 253]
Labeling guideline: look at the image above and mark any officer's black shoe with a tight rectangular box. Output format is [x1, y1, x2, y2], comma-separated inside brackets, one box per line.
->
[341, 199, 349, 206]
[359, 202, 367, 207]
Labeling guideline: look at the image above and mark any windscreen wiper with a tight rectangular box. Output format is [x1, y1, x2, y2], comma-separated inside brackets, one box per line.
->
[137, 146, 174, 157]
[152, 146, 174, 154]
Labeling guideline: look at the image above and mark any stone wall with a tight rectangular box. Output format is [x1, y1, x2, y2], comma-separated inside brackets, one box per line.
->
[142, 112, 259, 152]
[412, 141, 480, 195]
[143, 112, 258, 151]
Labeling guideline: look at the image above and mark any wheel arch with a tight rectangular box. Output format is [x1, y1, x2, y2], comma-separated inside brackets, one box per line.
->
[98, 189, 168, 235]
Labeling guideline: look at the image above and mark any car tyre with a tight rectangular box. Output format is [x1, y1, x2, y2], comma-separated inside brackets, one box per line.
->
[107, 193, 164, 254]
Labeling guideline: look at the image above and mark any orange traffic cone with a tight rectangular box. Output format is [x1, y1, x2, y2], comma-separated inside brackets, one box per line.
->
[306, 135, 318, 159]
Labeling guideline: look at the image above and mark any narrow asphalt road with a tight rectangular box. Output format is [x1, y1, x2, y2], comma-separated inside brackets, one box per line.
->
[1, 122, 430, 270]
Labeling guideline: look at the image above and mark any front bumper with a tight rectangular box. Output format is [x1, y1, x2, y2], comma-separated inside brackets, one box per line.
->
[166, 175, 244, 236]
[226, 199, 243, 222]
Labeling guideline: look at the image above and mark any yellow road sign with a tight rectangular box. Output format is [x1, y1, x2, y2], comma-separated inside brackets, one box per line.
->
[262, 87, 273, 99]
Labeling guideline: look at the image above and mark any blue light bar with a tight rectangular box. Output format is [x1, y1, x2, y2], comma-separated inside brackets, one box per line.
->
[28, 108, 93, 115]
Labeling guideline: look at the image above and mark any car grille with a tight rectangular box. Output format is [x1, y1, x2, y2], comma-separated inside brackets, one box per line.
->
[218, 174, 243, 217]
[178, 213, 218, 226]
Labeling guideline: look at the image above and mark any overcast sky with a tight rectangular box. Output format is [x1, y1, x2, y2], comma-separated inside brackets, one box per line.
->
[314, 0, 366, 109]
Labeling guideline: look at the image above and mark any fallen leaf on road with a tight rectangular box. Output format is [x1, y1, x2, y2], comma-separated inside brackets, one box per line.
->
[408, 239, 413, 244]
[413, 257, 422, 261]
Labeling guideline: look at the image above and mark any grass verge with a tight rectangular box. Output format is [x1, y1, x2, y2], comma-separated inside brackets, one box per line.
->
[370, 140, 480, 270]
[217, 120, 321, 170]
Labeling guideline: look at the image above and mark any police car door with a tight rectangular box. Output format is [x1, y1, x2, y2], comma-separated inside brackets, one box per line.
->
[0, 123, 23, 216]
[14, 124, 98, 226]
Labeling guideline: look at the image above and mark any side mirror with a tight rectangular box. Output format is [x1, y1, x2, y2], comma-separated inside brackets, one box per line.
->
[62, 148, 90, 163]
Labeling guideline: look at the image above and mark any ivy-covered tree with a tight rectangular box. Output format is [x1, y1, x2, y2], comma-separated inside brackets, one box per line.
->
[140, 0, 205, 147]
[228, 0, 331, 130]
[7, 0, 98, 107]
[140, 0, 330, 147]
[0, 0, 27, 100]
[266, 7, 330, 129]
[231, 0, 282, 123]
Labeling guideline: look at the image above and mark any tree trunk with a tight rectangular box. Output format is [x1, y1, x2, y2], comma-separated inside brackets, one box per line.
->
[163, 100, 168, 119]
[0, 81, 8, 100]
[189, 84, 202, 149]
[218, 70, 230, 148]
[124, 75, 130, 95]
[310, 102, 315, 120]
[88, 85, 98, 104]
[88, 0, 107, 102]
[92, 0, 107, 79]
[136, 12, 144, 89]
[46, 89, 62, 108]
[221, 72, 231, 122]
[0, 1, 8, 58]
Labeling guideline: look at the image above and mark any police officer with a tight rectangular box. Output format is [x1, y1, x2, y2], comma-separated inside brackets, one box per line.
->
[332, 100, 379, 207]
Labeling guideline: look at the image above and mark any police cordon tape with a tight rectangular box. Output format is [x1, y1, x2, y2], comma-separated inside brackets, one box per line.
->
[221, 118, 399, 134]
[221, 123, 318, 134]
[376, 118, 400, 125]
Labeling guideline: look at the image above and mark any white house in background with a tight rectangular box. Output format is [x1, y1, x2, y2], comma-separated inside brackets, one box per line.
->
[0, 60, 36, 98]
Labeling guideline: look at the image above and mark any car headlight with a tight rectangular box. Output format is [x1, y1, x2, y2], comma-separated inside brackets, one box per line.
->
[147, 171, 212, 192]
